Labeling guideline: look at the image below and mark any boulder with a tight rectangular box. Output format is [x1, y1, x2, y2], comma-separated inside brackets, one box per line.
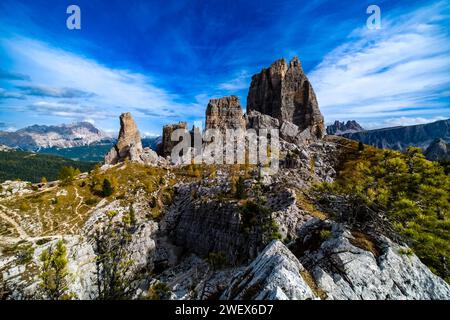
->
[221, 240, 317, 300]
[246, 110, 279, 131]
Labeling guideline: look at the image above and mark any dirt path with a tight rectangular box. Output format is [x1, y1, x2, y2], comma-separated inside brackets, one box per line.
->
[0, 234, 66, 245]
[0, 205, 29, 239]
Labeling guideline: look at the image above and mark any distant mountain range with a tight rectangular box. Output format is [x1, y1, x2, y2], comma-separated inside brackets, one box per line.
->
[341, 119, 450, 153]
[0, 122, 114, 151]
[37, 137, 160, 162]
[0, 122, 161, 162]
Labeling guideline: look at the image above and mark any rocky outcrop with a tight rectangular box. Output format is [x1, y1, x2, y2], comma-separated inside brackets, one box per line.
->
[160, 183, 267, 265]
[205, 96, 246, 132]
[157, 122, 188, 157]
[247, 57, 325, 140]
[326, 120, 364, 135]
[105, 113, 161, 165]
[105, 113, 143, 164]
[221, 240, 316, 300]
[424, 138, 450, 161]
[293, 220, 450, 300]
[343, 119, 450, 151]
[246, 111, 279, 131]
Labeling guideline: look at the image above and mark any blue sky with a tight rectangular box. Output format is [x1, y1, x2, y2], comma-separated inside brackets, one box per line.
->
[0, 0, 449, 136]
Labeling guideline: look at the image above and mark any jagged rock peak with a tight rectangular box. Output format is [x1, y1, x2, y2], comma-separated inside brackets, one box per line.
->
[205, 96, 246, 132]
[326, 120, 364, 135]
[247, 56, 325, 139]
[105, 112, 143, 165]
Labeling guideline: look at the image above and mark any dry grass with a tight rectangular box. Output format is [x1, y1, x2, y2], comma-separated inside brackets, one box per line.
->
[300, 270, 327, 299]
[295, 190, 328, 220]
[349, 230, 381, 258]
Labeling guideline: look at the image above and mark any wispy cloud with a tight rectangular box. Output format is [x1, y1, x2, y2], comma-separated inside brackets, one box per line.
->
[0, 69, 30, 81]
[363, 116, 448, 129]
[309, 2, 450, 127]
[218, 70, 251, 91]
[0, 88, 24, 99]
[16, 85, 95, 98]
[0, 36, 204, 129]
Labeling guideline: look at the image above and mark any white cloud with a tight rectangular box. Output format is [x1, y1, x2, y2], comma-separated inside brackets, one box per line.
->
[0, 36, 203, 125]
[381, 116, 447, 128]
[308, 2, 450, 128]
[218, 70, 250, 91]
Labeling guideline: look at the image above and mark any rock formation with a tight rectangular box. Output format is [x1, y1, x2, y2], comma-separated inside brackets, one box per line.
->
[326, 120, 364, 135]
[246, 110, 279, 130]
[105, 112, 143, 164]
[425, 138, 450, 161]
[205, 96, 246, 132]
[105, 112, 160, 165]
[293, 220, 450, 300]
[247, 57, 325, 140]
[157, 122, 188, 157]
[221, 240, 317, 300]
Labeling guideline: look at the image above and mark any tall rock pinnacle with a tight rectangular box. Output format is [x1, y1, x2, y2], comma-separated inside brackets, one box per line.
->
[105, 112, 143, 164]
[205, 96, 246, 132]
[247, 57, 325, 139]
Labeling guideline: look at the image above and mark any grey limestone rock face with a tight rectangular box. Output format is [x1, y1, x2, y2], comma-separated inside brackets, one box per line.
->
[205, 96, 246, 132]
[246, 110, 280, 131]
[294, 220, 450, 300]
[221, 240, 317, 300]
[424, 138, 450, 161]
[247, 57, 325, 140]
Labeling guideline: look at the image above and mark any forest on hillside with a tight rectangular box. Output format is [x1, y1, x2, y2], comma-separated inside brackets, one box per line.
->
[0, 150, 96, 183]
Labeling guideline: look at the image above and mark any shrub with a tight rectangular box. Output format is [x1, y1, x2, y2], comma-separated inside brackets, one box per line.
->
[148, 282, 171, 300]
[234, 176, 246, 199]
[101, 178, 114, 197]
[317, 144, 450, 282]
[319, 229, 332, 240]
[206, 252, 227, 270]
[39, 240, 71, 300]
[58, 166, 80, 185]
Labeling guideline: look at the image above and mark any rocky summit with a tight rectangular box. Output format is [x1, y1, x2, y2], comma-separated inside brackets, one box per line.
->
[205, 96, 246, 132]
[1, 57, 449, 302]
[247, 57, 325, 140]
[326, 120, 364, 135]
